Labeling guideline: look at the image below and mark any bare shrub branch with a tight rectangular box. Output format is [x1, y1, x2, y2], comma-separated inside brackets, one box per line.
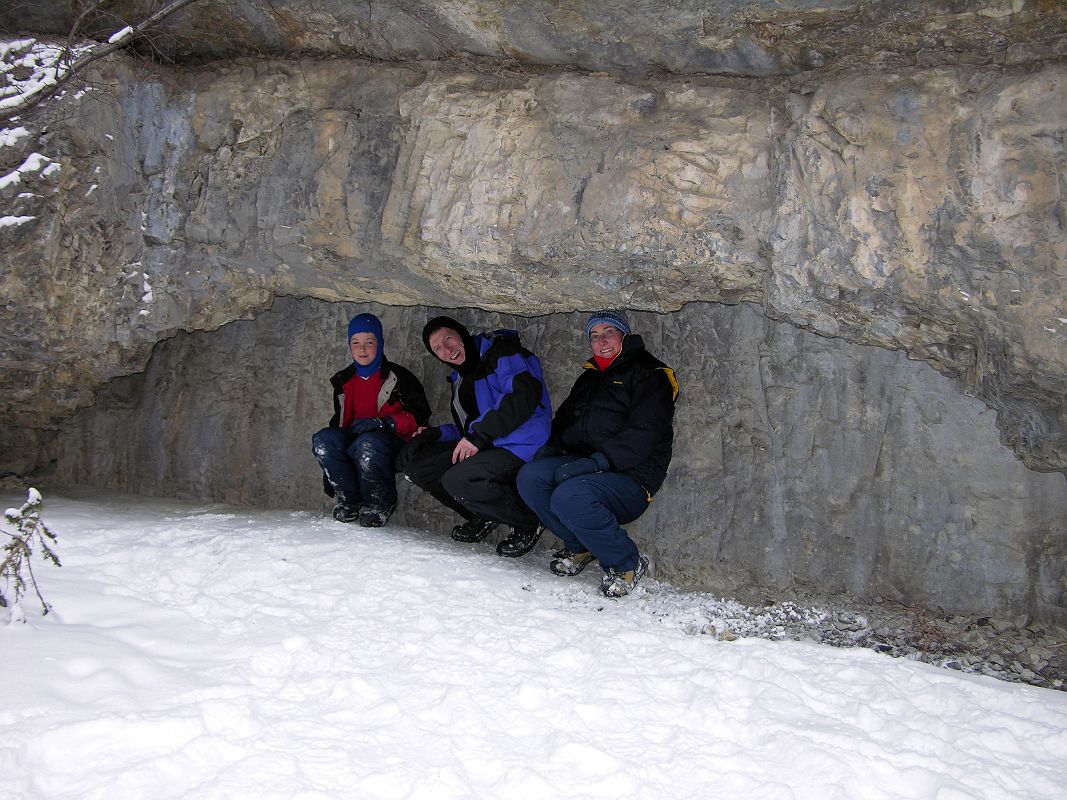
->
[1, 0, 205, 123]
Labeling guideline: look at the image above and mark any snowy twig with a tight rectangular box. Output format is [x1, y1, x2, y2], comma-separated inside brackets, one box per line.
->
[1, 488, 61, 621]
[1, 0, 205, 123]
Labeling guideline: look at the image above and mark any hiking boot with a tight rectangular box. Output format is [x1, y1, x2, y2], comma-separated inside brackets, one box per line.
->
[549, 548, 597, 576]
[359, 506, 392, 528]
[598, 555, 649, 598]
[332, 501, 361, 523]
[451, 517, 497, 542]
[496, 524, 543, 558]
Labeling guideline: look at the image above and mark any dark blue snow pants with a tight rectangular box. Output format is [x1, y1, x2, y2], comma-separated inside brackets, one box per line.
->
[312, 427, 404, 512]
[516, 455, 650, 573]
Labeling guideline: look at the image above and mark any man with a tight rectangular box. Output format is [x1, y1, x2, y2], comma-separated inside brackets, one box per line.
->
[516, 310, 678, 597]
[312, 313, 431, 527]
[398, 315, 551, 557]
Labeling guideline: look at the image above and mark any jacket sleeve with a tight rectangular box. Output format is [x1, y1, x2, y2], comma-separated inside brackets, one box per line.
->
[596, 367, 676, 472]
[382, 365, 432, 439]
[327, 367, 352, 428]
[328, 389, 342, 428]
[467, 367, 543, 450]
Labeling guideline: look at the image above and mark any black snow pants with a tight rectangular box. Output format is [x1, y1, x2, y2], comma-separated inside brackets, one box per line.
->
[397, 439, 539, 530]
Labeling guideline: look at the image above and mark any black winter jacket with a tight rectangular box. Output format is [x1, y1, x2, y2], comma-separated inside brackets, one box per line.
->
[549, 334, 678, 494]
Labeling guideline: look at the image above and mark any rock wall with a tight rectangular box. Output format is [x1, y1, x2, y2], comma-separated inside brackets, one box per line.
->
[1, 54, 1064, 474]
[37, 298, 1067, 623]
[772, 67, 1067, 473]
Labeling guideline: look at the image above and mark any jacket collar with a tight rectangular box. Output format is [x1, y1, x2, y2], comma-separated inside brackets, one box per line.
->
[332, 357, 392, 390]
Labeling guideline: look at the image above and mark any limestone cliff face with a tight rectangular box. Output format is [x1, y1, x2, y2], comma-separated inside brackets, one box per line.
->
[2, 54, 1063, 471]
[772, 67, 1067, 472]
[1, 1, 1065, 619]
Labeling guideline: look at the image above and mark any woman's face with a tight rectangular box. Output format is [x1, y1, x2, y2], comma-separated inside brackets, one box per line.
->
[350, 332, 379, 366]
[589, 323, 623, 361]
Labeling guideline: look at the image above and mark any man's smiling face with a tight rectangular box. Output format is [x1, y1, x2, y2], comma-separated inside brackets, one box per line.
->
[428, 327, 466, 367]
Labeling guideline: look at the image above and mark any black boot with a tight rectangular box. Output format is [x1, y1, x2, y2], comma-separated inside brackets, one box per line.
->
[496, 524, 543, 557]
[359, 504, 394, 528]
[332, 499, 361, 523]
[451, 517, 497, 542]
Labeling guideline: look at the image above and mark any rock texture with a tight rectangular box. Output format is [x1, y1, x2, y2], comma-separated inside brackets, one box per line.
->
[773, 67, 1067, 473]
[1, 53, 1064, 471]
[35, 299, 1067, 623]
[8, 1, 1064, 77]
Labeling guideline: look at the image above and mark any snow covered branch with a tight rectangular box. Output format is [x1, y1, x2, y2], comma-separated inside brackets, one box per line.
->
[1, 488, 61, 622]
[0, 0, 204, 122]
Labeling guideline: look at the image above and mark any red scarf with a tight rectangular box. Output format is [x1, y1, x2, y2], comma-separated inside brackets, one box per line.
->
[593, 353, 620, 371]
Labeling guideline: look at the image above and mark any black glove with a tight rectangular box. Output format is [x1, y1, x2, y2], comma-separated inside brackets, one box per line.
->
[353, 416, 399, 435]
[403, 426, 441, 458]
[413, 426, 441, 444]
[553, 452, 610, 483]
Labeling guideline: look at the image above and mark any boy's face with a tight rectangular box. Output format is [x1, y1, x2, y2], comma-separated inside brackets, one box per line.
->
[350, 333, 379, 366]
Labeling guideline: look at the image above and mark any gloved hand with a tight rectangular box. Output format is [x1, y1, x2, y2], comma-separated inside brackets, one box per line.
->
[403, 426, 441, 458]
[413, 425, 441, 444]
[349, 417, 389, 435]
[553, 452, 610, 483]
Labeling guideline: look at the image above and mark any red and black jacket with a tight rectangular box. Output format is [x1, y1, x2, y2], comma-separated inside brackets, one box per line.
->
[327, 358, 431, 441]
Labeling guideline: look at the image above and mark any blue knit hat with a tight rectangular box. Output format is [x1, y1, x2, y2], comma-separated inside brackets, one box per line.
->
[348, 313, 384, 377]
[585, 310, 631, 340]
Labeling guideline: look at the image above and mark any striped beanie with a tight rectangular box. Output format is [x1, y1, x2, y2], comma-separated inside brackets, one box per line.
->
[585, 310, 631, 340]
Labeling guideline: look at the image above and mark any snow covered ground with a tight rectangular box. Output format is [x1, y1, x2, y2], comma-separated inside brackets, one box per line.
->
[2, 489, 1065, 800]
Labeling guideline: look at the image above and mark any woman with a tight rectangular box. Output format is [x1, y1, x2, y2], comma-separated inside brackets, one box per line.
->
[516, 310, 678, 597]
[312, 313, 431, 527]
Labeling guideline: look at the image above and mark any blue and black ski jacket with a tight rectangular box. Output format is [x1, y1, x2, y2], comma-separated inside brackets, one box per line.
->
[439, 331, 552, 462]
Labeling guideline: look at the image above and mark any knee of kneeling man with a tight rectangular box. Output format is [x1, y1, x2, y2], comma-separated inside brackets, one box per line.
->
[515, 466, 539, 495]
[439, 465, 465, 496]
